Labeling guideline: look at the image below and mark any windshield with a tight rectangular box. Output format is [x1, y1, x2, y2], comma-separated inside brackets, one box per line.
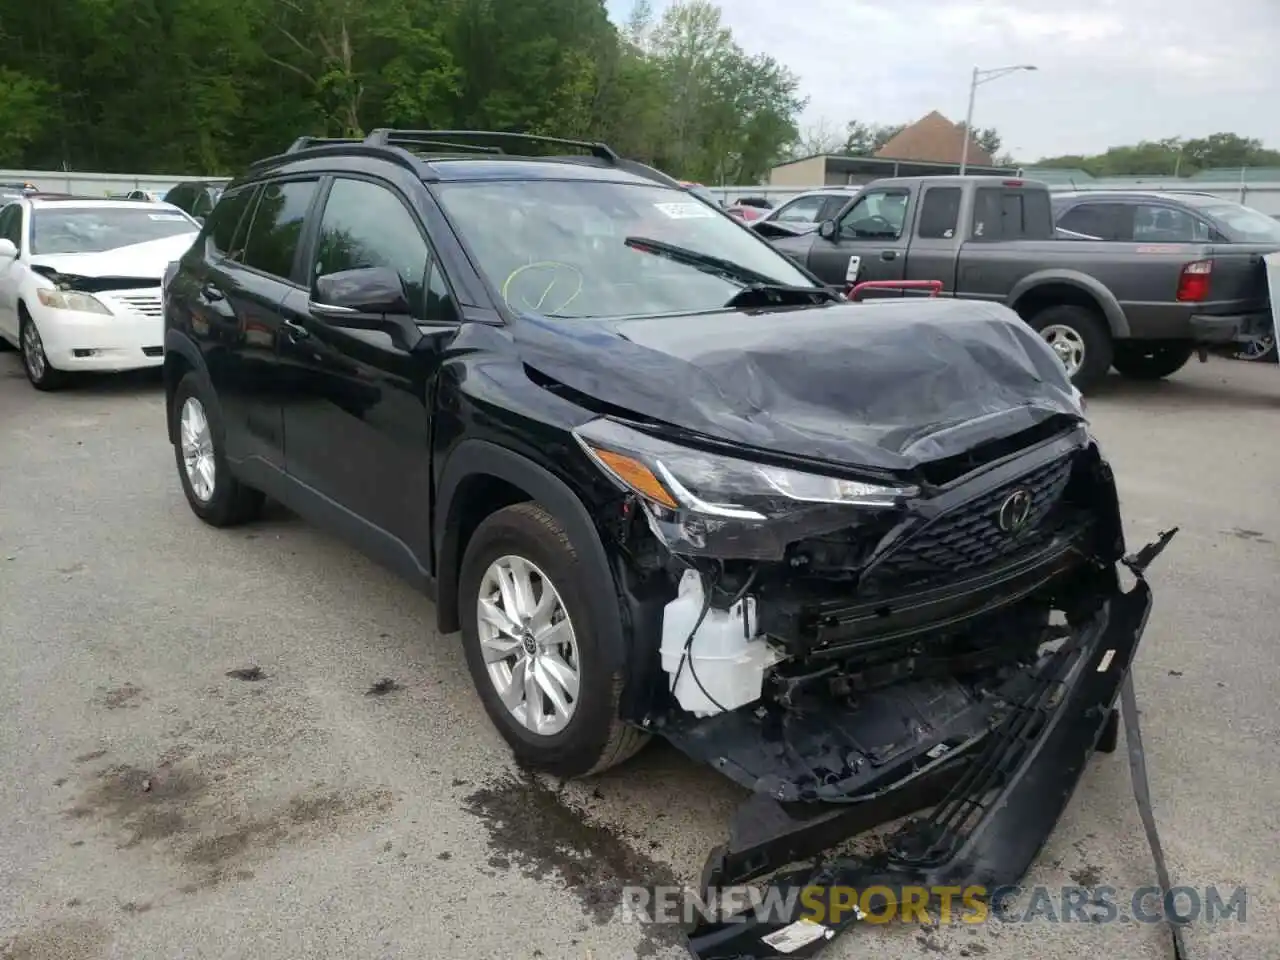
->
[1182, 197, 1280, 243]
[30, 207, 198, 255]
[434, 179, 818, 318]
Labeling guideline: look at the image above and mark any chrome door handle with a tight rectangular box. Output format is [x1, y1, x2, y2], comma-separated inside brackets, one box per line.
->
[283, 318, 310, 340]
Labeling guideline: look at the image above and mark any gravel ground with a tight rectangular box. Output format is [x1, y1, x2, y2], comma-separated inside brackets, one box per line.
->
[1, 351, 1278, 960]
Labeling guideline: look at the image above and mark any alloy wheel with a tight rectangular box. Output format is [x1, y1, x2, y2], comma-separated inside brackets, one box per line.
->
[476, 554, 581, 736]
[1040, 323, 1086, 377]
[179, 397, 216, 502]
[21, 319, 47, 382]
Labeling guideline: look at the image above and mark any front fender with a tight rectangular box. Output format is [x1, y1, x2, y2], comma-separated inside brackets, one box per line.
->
[433, 439, 627, 675]
[1009, 269, 1130, 338]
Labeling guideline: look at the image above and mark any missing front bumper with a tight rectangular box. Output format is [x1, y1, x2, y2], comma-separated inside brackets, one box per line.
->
[685, 571, 1155, 960]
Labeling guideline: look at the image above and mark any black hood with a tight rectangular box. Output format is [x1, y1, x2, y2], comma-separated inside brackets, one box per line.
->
[512, 299, 1084, 474]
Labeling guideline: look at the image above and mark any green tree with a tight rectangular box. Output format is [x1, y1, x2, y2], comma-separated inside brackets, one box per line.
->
[841, 121, 905, 156]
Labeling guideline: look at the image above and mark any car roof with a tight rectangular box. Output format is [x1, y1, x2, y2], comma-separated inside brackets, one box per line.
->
[1052, 189, 1223, 203]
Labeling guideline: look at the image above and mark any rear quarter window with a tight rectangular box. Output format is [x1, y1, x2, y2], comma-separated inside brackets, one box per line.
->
[206, 187, 257, 258]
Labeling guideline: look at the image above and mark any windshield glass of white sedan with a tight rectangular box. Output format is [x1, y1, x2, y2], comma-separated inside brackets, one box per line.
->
[435, 180, 818, 319]
[30, 208, 197, 255]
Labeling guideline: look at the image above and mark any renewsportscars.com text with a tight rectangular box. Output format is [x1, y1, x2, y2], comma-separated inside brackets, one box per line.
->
[619, 883, 1248, 927]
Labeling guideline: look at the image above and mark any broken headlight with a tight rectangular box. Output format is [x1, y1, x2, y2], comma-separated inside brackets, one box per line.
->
[574, 418, 917, 560]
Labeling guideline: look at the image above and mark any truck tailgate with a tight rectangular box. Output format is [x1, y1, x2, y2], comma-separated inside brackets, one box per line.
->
[1205, 243, 1278, 312]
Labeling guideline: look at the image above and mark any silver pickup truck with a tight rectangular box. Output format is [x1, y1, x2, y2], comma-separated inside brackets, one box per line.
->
[763, 176, 1278, 389]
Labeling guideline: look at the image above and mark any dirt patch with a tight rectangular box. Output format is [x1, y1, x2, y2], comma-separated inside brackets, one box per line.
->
[65, 762, 203, 848]
[97, 684, 143, 710]
[226, 667, 265, 682]
[73, 751, 108, 764]
[463, 771, 683, 957]
[0, 918, 108, 960]
[1070, 864, 1103, 888]
[366, 678, 400, 696]
[1225, 527, 1272, 543]
[179, 787, 396, 883]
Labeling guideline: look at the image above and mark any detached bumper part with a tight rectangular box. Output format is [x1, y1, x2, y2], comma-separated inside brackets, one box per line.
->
[686, 571, 1157, 960]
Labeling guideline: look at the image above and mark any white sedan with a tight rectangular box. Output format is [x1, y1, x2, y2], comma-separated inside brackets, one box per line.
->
[0, 197, 200, 390]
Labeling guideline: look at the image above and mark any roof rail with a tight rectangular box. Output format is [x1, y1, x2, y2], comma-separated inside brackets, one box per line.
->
[286, 136, 365, 154]
[365, 133, 506, 156]
[364, 129, 620, 163]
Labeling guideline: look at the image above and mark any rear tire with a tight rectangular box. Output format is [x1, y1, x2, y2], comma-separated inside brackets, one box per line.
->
[1025, 304, 1113, 391]
[1111, 341, 1194, 381]
[170, 371, 264, 527]
[459, 502, 649, 778]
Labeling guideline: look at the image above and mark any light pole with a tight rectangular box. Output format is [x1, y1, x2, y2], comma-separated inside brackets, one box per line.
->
[959, 64, 1037, 174]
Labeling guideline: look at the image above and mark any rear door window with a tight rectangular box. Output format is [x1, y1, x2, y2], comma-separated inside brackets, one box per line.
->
[1132, 204, 1212, 242]
[1057, 202, 1133, 241]
[917, 187, 962, 239]
[971, 187, 1055, 242]
[240, 179, 321, 282]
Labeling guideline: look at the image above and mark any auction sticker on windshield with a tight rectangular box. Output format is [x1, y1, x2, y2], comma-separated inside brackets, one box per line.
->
[653, 201, 716, 219]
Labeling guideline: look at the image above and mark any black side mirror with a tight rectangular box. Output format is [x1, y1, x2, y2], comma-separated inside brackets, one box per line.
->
[314, 266, 410, 315]
[818, 219, 837, 241]
[311, 267, 423, 352]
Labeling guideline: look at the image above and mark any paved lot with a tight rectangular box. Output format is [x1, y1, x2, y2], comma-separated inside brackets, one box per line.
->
[1, 350, 1278, 960]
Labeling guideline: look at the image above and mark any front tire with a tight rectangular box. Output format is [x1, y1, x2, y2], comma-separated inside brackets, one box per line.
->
[19, 310, 68, 391]
[1026, 304, 1113, 391]
[459, 502, 648, 778]
[170, 371, 264, 526]
[1111, 340, 1195, 380]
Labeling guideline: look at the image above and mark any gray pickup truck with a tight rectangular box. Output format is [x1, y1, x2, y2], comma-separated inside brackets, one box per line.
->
[763, 175, 1277, 389]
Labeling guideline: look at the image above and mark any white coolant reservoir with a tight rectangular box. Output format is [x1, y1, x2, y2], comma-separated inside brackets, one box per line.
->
[659, 569, 785, 718]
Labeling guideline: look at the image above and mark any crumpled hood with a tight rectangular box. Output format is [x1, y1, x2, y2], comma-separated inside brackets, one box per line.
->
[513, 298, 1084, 474]
[30, 233, 199, 282]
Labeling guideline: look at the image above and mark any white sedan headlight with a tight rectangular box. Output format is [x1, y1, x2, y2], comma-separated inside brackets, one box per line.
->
[36, 288, 112, 315]
[573, 418, 917, 560]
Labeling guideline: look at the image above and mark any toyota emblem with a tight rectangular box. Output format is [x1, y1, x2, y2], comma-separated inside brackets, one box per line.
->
[997, 488, 1034, 534]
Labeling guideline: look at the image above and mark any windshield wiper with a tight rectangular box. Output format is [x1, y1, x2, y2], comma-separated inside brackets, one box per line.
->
[624, 236, 838, 309]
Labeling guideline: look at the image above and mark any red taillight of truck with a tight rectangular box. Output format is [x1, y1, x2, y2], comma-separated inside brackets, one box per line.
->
[1176, 259, 1212, 302]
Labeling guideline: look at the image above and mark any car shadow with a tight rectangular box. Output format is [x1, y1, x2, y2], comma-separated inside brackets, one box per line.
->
[1088, 364, 1280, 412]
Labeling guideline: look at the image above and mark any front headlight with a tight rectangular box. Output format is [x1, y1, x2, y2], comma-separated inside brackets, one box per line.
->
[573, 418, 917, 560]
[36, 288, 112, 315]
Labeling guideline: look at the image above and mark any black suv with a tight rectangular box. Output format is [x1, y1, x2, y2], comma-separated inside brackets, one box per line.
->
[162, 180, 227, 222]
[162, 131, 1167, 938]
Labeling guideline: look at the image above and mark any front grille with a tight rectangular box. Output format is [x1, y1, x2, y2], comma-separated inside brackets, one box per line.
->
[869, 454, 1076, 585]
[113, 292, 163, 317]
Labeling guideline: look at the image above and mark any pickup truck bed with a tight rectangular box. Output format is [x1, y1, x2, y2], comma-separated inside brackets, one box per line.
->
[765, 176, 1277, 389]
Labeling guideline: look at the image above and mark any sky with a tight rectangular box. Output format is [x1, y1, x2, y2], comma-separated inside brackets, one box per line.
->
[606, 0, 1279, 162]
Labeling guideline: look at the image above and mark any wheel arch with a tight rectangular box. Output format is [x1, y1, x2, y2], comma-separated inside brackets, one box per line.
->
[1009, 272, 1129, 338]
[162, 330, 209, 444]
[434, 440, 627, 674]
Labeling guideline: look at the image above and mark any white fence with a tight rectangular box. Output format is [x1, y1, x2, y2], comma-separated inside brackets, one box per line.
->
[0, 169, 230, 198]
[6, 166, 1279, 217]
[707, 181, 1280, 216]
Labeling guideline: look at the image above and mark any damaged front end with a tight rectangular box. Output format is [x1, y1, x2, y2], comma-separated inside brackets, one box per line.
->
[574, 413, 1175, 959]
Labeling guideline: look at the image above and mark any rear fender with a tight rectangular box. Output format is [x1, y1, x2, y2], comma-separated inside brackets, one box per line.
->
[1010, 270, 1130, 338]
